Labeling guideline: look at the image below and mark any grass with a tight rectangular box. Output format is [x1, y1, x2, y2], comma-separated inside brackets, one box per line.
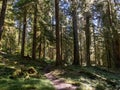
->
[0, 78, 55, 90]
[0, 53, 55, 90]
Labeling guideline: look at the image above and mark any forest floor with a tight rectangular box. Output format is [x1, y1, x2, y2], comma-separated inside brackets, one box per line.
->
[0, 52, 55, 90]
[0, 52, 120, 90]
[46, 66, 120, 90]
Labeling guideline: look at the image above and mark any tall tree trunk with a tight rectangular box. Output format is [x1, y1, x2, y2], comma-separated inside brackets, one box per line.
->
[93, 26, 97, 65]
[104, 33, 112, 69]
[21, 10, 27, 57]
[43, 36, 46, 58]
[0, 0, 8, 41]
[38, 39, 42, 59]
[18, 22, 21, 46]
[61, 26, 63, 61]
[85, 13, 91, 66]
[32, 4, 37, 60]
[107, 1, 120, 68]
[55, 0, 61, 66]
[72, 5, 80, 65]
[79, 34, 83, 66]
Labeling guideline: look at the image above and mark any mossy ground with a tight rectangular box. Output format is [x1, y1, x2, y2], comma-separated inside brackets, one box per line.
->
[0, 53, 55, 90]
[49, 65, 120, 90]
[0, 53, 120, 90]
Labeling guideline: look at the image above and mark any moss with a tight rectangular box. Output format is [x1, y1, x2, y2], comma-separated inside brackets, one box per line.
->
[27, 67, 37, 74]
[96, 84, 105, 90]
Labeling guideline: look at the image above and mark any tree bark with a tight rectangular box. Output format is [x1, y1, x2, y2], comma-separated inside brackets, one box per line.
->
[107, 1, 120, 68]
[93, 27, 97, 65]
[85, 13, 91, 66]
[18, 22, 21, 45]
[21, 10, 27, 57]
[43, 36, 46, 58]
[32, 4, 37, 60]
[72, 6, 80, 65]
[38, 39, 42, 59]
[55, 0, 62, 66]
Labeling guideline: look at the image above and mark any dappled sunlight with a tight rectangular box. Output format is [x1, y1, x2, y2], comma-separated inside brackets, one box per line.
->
[80, 83, 95, 90]
[51, 69, 65, 76]
[47, 65, 120, 90]
[0, 52, 120, 90]
[0, 54, 55, 90]
[0, 0, 120, 89]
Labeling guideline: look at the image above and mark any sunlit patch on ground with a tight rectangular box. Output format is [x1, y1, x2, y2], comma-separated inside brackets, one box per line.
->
[47, 65, 120, 90]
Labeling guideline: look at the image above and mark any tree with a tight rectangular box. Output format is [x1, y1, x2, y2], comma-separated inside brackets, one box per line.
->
[32, 3, 37, 60]
[55, 0, 62, 66]
[107, 0, 120, 68]
[72, 1, 80, 65]
[0, 0, 8, 41]
[85, 12, 91, 66]
[2, 1, 17, 53]
[21, 9, 27, 57]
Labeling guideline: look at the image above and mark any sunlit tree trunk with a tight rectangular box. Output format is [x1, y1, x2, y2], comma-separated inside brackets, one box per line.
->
[93, 26, 97, 65]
